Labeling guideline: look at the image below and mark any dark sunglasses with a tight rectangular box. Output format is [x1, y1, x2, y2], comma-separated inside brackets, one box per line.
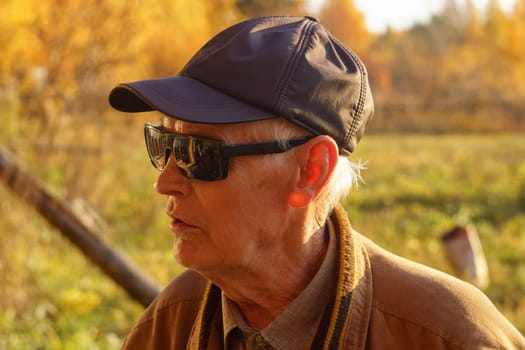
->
[144, 123, 312, 182]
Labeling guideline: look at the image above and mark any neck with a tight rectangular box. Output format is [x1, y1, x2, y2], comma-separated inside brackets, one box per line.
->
[205, 224, 328, 329]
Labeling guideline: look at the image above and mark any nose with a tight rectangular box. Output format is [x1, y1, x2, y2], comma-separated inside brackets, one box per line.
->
[154, 157, 191, 197]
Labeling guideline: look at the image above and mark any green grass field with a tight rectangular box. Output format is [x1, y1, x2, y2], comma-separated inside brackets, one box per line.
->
[348, 133, 525, 330]
[1, 133, 524, 348]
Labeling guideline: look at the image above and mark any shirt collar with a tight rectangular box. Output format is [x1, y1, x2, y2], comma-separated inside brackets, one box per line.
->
[222, 219, 338, 350]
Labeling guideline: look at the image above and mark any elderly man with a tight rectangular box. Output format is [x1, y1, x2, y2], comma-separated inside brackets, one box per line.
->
[109, 16, 524, 350]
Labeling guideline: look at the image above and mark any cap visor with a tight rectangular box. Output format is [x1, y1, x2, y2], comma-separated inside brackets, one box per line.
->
[108, 76, 274, 124]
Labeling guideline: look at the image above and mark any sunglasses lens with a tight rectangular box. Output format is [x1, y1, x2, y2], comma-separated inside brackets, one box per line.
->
[145, 124, 228, 181]
[145, 123, 310, 182]
[173, 137, 226, 181]
[145, 125, 168, 170]
[145, 123, 310, 181]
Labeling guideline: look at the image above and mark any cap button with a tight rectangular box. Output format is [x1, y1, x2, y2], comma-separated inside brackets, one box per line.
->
[304, 16, 319, 22]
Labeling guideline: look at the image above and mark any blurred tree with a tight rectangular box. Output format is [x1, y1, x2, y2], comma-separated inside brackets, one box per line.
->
[507, 0, 525, 92]
[464, 0, 484, 42]
[367, 27, 397, 94]
[0, 0, 149, 202]
[1, 0, 523, 173]
[235, 0, 306, 18]
[367, 0, 525, 132]
[1, 0, 144, 125]
[429, 0, 464, 52]
[142, 0, 239, 78]
[0, 0, 242, 204]
[415, 0, 470, 104]
[481, 0, 516, 110]
[319, 0, 370, 57]
[484, 0, 509, 50]
[392, 24, 441, 101]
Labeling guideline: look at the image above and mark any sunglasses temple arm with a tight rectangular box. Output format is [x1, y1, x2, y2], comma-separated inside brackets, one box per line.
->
[223, 137, 312, 158]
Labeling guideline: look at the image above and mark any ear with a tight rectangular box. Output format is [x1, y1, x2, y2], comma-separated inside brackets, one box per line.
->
[288, 136, 338, 208]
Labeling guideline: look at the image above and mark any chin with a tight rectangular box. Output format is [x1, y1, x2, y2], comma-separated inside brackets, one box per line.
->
[173, 240, 205, 270]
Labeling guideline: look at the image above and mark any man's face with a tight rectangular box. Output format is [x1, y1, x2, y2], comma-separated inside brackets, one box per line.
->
[154, 117, 301, 276]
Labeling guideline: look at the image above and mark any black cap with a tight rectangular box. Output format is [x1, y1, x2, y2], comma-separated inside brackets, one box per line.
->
[109, 16, 374, 154]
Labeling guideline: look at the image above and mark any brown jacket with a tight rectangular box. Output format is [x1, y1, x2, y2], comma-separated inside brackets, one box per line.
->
[121, 207, 525, 349]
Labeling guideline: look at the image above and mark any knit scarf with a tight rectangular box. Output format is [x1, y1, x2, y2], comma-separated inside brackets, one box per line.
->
[191, 207, 358, 350]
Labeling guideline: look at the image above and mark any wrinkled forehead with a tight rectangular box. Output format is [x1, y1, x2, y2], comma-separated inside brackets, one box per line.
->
[159, 115, 249, 141]
[158, 114, 311, 142]
[160, 115, 184, 133]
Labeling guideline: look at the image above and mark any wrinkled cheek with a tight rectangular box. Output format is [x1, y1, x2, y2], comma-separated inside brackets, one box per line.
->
[210, 224, 254, 267]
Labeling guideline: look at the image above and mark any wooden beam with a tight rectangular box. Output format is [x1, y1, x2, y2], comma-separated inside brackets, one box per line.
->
[0, 145, 160, 307]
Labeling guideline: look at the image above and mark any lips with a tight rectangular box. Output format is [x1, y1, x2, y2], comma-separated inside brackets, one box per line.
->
[168, 214, 198, 235]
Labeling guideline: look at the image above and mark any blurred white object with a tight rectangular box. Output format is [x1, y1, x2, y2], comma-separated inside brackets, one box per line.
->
[441, 225, 490, 289]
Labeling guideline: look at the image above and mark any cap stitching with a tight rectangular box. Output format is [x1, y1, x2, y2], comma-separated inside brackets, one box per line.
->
[329, 35, 368, 152]
[272, 19, 315, 110]
[181, 19, 256, 71]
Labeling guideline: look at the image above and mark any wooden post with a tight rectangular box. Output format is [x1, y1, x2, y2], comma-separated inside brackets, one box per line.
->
[0, 145, 160, 307]
[441, 225, 490, 289]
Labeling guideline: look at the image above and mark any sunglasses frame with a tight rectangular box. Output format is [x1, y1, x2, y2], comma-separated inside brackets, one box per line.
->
[144, 123, 312, 181]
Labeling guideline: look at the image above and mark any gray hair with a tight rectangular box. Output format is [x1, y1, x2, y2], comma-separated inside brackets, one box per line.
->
[237, 118, 364, 221]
